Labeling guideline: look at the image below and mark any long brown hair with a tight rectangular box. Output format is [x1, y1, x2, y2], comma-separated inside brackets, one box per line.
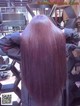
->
[20, 15, 66, 106]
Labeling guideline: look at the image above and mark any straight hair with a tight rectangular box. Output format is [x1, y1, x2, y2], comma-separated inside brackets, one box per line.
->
[20, 15, 66, 106]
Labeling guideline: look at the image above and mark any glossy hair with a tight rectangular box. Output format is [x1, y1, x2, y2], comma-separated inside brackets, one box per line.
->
[20, 15, 66, 106]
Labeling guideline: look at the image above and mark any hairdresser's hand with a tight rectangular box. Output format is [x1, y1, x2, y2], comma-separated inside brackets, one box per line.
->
[63, 28, 78, 38]
[62, 28, 79, 44]
[66, 43, 77, 56]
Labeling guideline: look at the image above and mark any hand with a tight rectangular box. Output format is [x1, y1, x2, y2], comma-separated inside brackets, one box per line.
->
[66, 43, 77, 56]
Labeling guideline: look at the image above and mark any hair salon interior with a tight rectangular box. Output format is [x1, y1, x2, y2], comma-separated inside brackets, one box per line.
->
[0, 0, 80, 106]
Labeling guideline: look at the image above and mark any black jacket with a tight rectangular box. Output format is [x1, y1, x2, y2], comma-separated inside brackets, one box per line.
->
[0, 32, 21, 61]
[0, 28, 78, 60]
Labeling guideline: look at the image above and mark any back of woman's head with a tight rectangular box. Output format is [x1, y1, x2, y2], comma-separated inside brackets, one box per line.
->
[20, 15, 66, 106]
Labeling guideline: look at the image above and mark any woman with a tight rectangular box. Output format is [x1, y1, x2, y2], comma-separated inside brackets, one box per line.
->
[0, 15, 79, 106]
[0, 15, 77, 106]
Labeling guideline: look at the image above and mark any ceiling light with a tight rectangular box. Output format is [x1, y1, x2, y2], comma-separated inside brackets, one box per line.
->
[45, 8, 49, 10]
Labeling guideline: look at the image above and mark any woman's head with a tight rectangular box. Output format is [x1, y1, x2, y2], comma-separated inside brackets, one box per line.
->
[21, 15, 66, 106]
